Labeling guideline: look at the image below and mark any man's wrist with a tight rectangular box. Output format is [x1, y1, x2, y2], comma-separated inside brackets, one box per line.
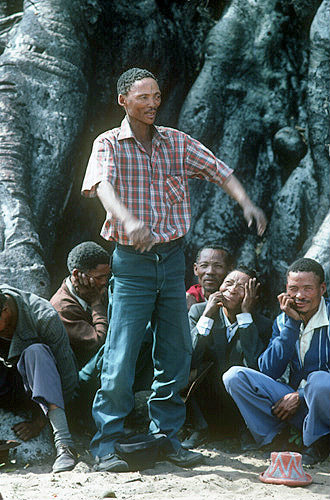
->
[202, 307, 217, 319]
[90, 298, 103, 308]
[284, 315, 302, 328]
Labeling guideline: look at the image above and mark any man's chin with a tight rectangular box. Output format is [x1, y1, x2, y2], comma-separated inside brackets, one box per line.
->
[203, 283, 219, 294]
[144, 114, 156, 123]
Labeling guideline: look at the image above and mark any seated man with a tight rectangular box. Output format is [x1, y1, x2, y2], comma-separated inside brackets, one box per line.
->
[51, 241, 153, 424]
[223, 258, 330, 465]
[183, 266, 272, 448]
[50, 241, 110, 369]
[186, 245, 232, 311]
[0, 285, 78, 473]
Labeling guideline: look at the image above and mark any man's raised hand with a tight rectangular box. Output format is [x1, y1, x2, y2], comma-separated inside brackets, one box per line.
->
[241, 278, 260, 313]
[277, 292, 301, 321]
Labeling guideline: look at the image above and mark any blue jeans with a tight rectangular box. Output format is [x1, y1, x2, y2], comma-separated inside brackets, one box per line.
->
[90, 241, 192, 458]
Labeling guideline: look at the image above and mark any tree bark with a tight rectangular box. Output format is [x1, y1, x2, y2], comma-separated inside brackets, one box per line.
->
[0, 0, 90, 295]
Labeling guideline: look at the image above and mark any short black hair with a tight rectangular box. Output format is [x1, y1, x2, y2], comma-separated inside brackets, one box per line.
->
[287, 257, 325, 283]
[67, 242, 109, 274]
[117, 68, 157, 96]
[0, 290, 7, 315]
[233, 265, 258, 280]
[195, 244, 233, 267]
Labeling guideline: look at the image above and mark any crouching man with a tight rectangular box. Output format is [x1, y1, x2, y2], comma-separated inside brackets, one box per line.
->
[0, 285, 78, 473]
[223, 258, 330, 465]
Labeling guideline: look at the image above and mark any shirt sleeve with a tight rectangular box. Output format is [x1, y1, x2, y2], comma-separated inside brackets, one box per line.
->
[258, 314, 301, 379]
[81, 136, 116, 198]
[236, 313, 253, 327]
[184, 134, 233, 186]
[53, 301, 108, 355]
[196, 315, 214, 336]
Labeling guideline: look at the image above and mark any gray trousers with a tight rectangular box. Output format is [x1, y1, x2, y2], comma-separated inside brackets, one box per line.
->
[17, 343, 64, 414]
[223, 366, 330, 447]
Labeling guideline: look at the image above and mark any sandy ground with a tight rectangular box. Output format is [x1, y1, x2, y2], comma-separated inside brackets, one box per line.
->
[1, 439, 330, 500]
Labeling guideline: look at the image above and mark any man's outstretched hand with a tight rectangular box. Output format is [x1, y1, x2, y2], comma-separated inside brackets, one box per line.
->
[243, 205, 267, 237]
[221, 175, 267, 236]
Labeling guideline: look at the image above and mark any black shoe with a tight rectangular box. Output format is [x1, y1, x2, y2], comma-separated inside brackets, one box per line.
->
[302, 434, 330, 466]
[165, 446, 204, 467]
[94, 453, 129, 472]
[181, 429, 209, 449]
[52, 444, 77, 473]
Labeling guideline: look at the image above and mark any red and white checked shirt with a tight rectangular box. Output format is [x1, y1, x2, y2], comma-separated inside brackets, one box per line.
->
[81, 117, 233, 244]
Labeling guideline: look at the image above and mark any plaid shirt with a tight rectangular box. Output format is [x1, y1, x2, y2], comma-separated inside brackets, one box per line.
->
[82, 117, 233, 244]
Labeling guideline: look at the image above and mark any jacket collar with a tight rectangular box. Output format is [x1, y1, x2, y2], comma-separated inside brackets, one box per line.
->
[300, 297, 329, 335]
[65, 277, 89, 312]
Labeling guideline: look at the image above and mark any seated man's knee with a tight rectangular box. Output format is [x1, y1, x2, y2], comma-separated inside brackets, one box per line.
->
[19, 343, 51, 366]
[223, 366, 246, 392]
[306, 370, 330, 395]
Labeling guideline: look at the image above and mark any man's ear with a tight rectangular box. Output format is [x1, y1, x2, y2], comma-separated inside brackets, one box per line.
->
[193, 263, 198, 277]
[71, 269, 79, 278]
[320, 282, 327, 296]
[118, 93, 126, 108]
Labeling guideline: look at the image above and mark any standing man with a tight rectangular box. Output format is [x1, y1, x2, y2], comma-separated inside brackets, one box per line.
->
[186, 244, 233, 311]
[82, 67, 267, 472]
[223, 258, 330, 465]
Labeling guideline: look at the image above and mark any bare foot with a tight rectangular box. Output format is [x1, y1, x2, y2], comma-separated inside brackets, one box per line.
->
[12, 414, 47, 441]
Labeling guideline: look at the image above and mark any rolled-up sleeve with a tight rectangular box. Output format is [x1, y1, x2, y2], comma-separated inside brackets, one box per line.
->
[81, 136, 116, 198]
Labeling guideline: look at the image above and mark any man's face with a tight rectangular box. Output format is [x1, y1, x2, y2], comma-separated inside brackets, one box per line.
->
[86, 263, 111, 292]
[219, 270, 250, 311]
[118, 77, 161, 126]
[286, 271, 326, 317]
[194, 248, 230, 296]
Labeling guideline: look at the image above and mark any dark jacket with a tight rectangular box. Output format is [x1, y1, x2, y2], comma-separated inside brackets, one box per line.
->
[189, 302, 272, 374]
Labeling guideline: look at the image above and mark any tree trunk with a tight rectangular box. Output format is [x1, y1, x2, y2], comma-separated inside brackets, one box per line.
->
[0, 0, 90, 295]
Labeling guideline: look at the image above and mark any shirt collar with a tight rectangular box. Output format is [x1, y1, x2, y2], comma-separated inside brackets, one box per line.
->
[223, 310, 237, 328]
[300, 297, 328, 334]
[66, 277, 89, 312]
[117, 116, 168, 143]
